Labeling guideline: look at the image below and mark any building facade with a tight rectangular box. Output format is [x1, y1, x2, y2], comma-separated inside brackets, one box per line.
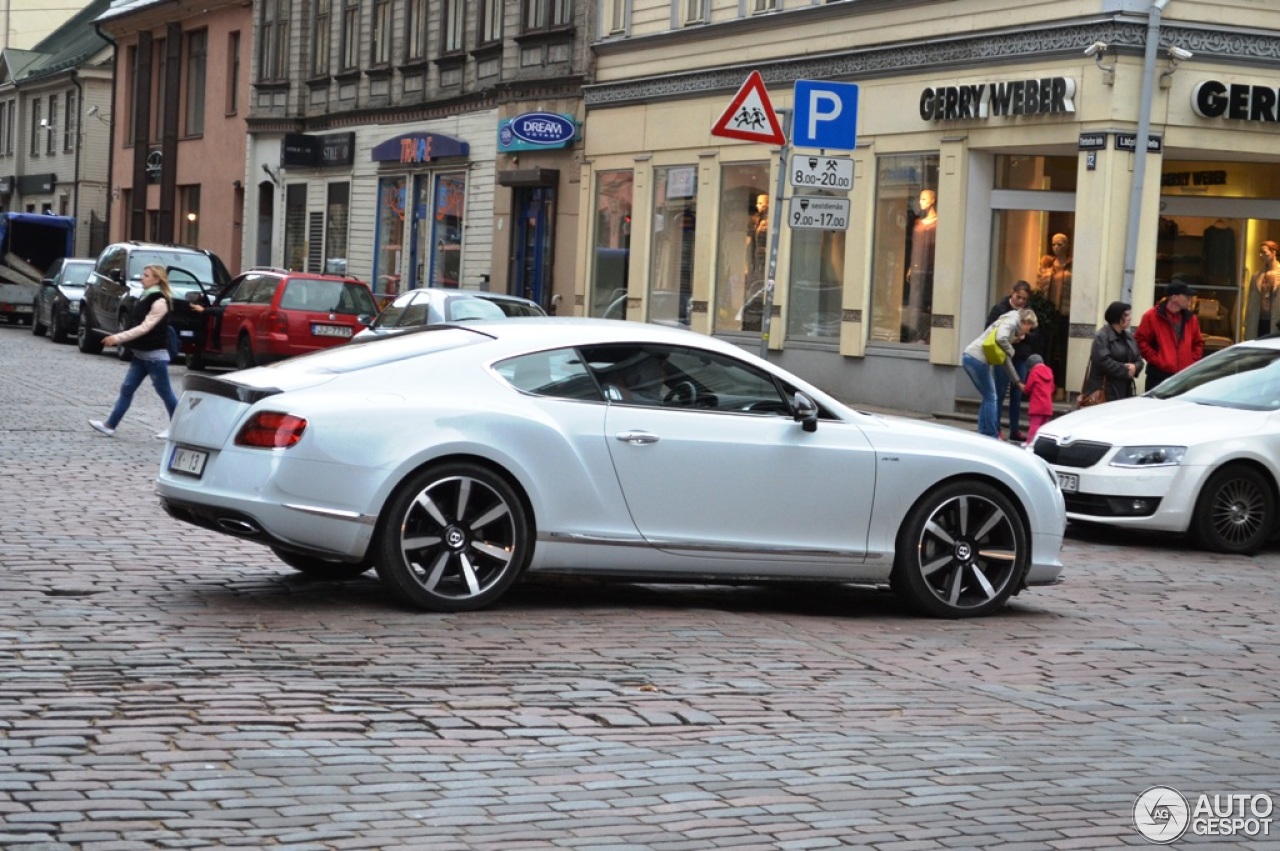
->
[244, 0, 591, 313]
[0, 0, 113, 258]
[578, 0, 1280, 413]
[96, 0, 251, 277]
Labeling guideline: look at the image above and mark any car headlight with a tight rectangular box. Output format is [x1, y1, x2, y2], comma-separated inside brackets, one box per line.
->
[1110, 446, 1186, 467]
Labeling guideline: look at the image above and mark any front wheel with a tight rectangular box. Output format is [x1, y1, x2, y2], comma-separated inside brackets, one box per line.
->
[77, 309, 103, 354]
[1192, 465, 1275, 554]
[270, 546, 371, 580]
[375, 462, 531, 612]
[891, 480, 1027, 618]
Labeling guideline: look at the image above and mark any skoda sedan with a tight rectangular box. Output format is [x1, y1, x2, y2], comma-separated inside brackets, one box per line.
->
[1033, 336, 1280, 554]
[157, 319, 1065, 618]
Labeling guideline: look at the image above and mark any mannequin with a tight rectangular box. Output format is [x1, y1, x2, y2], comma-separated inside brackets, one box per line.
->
[1036, 233, 1072, 315]
[745, 193, 769, 282]
[1246, 240, 1280, 340]
[904, 189, 937, 342]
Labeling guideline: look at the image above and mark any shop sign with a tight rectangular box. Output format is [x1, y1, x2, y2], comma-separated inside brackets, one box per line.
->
[498, 112, 577, 152]
[1192, 80, 1280, 122]
[16, 173, 55, 194]
[1115, 133, 1163, 153]
[0, 175, 11, 194]
[145, 148, 162, 183]
[1162, 170, 1227, 188]
[919, 77, 1076, 121]
[371, 132, 470, 164]
[282, 132, 356, 168]
[789, 154, 854, 190]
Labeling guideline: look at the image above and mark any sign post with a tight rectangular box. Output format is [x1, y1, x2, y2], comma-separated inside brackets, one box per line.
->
[759, 109, 791, 358]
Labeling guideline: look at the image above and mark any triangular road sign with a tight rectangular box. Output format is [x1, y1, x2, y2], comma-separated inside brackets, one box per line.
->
[711, 70, 785, 146]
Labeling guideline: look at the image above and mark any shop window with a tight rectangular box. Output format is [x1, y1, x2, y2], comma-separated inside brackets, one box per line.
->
[786, 190, 845, 341]
[375, 175, 407, 296]
[995, 155, 1077, 192]
[324, 182, 349, 275]
[591, 170, 632, 318]
[714, 162, 770, 333]
[649, 166, 697, 328]
[178, 185, 200, 246]
[869, 154, 938, 345]
[284, 183, 307, 272]
[311, 0, 331, 76]
[430, 173, 466, 288]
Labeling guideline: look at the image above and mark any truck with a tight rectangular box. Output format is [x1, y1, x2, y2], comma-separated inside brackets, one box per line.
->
[0, 213, 76, 325]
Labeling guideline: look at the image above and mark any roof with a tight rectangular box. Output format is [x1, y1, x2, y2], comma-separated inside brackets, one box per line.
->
[9, 0, 113, 83]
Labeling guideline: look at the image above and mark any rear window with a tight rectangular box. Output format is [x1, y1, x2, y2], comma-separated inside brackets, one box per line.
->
[445, 297, 506, 322]
[279, 279, 378, 315]
[266, 326, 490, 373]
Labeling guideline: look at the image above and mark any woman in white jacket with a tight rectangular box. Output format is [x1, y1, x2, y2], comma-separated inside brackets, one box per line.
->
[961, 307, 1037, 439]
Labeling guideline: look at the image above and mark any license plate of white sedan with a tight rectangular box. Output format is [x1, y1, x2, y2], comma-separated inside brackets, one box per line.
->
[169, 446, 208, 478]
[312, 324, 352, 338]
[1056, 471, 1079, 493]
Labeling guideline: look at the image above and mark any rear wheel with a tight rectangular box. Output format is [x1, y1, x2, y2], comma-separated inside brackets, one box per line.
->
[1192, 465, 1274, 554]
[77, 308, 103, 354]
[375, 462, 531, 612]
[115, 313, 133, 361]
[270, 546, 371, 580]
[235, 335, 256, 370]
[891, 480, 1027, 618]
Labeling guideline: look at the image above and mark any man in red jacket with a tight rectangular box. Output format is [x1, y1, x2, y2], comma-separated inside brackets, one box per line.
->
[1135, 281, 1204, 391]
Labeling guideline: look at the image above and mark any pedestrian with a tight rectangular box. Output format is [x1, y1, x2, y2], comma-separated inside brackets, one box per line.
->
[1135, 280, 1203, 392]
[1082, 300, 1144, 403]
[89, 264, 179, 439]
[1244, 240, 1280, 340]
[962, 307, 1036, 439]
[1023, 354, 1055, 443]
[985, 279, 1036, 442]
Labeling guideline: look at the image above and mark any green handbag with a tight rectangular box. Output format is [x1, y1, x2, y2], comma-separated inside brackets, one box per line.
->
[981, 325, 1007, 366]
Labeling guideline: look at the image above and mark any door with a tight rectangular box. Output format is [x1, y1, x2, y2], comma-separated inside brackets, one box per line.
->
[512, 186, 555, 309]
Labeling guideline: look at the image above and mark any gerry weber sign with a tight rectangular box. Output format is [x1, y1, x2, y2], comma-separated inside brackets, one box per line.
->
[1192, 80, 1280, 122]
[919, 77, 1076, 122]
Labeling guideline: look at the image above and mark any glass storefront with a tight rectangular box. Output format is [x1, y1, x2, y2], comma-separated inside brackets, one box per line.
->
[590, 169, 633, 319]
[869, 153, 938, 345]
[374, 175, 406, 297]
[714, 162, 770, 332]
[649, 165, 697, 327]
[786, 189, 845, 341]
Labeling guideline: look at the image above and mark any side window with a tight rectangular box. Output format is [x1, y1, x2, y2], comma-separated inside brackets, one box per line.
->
[582, 343, 790, 413]
[251, 278, 280, 305]
[99, 247, 125, 278]
[494, 349, 601, 401]
[229, 276, 260, 304]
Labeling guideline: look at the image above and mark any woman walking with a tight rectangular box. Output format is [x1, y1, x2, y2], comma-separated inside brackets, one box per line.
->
[962, 307, 1037, 439]
[1082, 301, 1143, 403]
[89, 264, 179, 439]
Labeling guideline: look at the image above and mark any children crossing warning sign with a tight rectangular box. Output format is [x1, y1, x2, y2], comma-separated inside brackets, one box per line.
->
[711, 70, 785, 146]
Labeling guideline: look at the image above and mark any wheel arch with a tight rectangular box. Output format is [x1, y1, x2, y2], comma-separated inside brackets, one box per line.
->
[1193, 458, 1280, 544]
[899, 472, 1034, 542]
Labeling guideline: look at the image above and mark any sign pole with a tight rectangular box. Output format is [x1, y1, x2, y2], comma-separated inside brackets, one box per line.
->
[760, 109, 791, 360]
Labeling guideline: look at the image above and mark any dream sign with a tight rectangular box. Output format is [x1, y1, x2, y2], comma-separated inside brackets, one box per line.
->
[499, 113, 578, 151]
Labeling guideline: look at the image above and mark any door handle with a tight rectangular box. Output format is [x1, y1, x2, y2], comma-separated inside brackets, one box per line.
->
[615, 430, 659, 445]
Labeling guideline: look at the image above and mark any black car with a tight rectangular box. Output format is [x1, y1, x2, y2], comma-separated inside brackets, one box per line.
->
[32, 258, 95, 344]
[78, 242, 232, 361]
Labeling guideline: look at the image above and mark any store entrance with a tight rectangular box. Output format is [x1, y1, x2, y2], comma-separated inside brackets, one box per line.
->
[1156, 196, 1280, 351]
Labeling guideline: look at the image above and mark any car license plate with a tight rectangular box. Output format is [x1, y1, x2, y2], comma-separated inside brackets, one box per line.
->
[1056, 471, 1079, 493]
[169, 446, 208, 478]
[312, 323, 352, 338]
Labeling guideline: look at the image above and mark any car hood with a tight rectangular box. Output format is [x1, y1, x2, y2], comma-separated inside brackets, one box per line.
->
[1037, 396, 1275, 445]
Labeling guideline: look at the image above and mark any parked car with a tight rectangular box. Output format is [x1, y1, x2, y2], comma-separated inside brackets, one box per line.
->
[32, 257, 95, 343]
[352, 288, 546, 341]
[156, 318, 1066, 619]
[1033, 336, 1280, 554]
[187, 268, 378, 370]
[78, 241, 232, 360]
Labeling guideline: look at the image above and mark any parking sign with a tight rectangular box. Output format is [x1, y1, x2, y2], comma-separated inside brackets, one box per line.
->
[791, 80, 859, 151]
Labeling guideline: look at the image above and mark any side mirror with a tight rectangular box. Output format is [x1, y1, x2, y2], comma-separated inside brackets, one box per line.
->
[357, 313, 373, 326]
[41, 278, 54, 287]
[108, 268, 123, 284]
[793, 391, 819, 433]
[184, 290, 203, 303]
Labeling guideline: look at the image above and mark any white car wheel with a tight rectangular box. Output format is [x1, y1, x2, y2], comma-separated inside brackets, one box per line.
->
[1192, 466, 1275, 555]
[892, 481, 1027, 618]
[376, 463, 531, 612]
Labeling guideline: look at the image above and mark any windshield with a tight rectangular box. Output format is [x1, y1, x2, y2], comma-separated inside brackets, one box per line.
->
[1148, 345, 1280, 410]
[60, 263, 94, 286]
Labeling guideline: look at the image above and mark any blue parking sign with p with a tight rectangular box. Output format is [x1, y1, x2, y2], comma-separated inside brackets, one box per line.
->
[792, 80, 859, 151]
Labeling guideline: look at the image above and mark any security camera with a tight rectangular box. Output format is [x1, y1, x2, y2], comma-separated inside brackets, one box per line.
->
[1083, 41, 1108, 57]
[39, 118, 50, 129]
[1168, 46, 1193, 61]
[86, 105, 99, 117]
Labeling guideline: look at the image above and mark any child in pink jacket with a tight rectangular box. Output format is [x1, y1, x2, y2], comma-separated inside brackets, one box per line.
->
[1023, 354, 1056, 443]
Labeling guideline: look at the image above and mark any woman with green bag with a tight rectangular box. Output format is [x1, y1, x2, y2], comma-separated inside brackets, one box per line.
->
[962, 308, 1037, 439]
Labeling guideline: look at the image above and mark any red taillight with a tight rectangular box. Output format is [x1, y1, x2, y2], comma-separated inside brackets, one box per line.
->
[236, 411, 307, 448]
[266, 310, 289, 334]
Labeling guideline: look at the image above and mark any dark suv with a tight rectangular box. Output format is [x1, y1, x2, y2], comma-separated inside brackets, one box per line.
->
[187, 268, 377, 370]
[78, 241, 232, 360]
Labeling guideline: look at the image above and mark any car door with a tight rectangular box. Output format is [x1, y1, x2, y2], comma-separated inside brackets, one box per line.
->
[591, 344, 878, 572]
[88, 246, 126, 332]
[219, 274, 266, 352]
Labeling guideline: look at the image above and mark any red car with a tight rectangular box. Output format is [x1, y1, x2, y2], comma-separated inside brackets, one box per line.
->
[188, 268, 378, 370]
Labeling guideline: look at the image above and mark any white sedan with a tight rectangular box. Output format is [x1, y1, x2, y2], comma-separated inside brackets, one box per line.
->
[157, 319, 1065, 618]
[1032, 336, 1280, 553]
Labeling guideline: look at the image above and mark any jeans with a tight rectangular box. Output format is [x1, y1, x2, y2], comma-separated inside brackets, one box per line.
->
[107, 357, 178, 428]
[962, 353, 1000, 438]
[994, 356, 1029, 435]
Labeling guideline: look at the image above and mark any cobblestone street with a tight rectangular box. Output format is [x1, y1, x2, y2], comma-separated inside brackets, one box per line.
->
[1, 325, 1277, 850]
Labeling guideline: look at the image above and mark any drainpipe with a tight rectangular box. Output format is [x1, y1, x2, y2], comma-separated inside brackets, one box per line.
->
[1120, 0, 1171, 306]
[94, 20, 118, 246]
[72, 71, 83, 248]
